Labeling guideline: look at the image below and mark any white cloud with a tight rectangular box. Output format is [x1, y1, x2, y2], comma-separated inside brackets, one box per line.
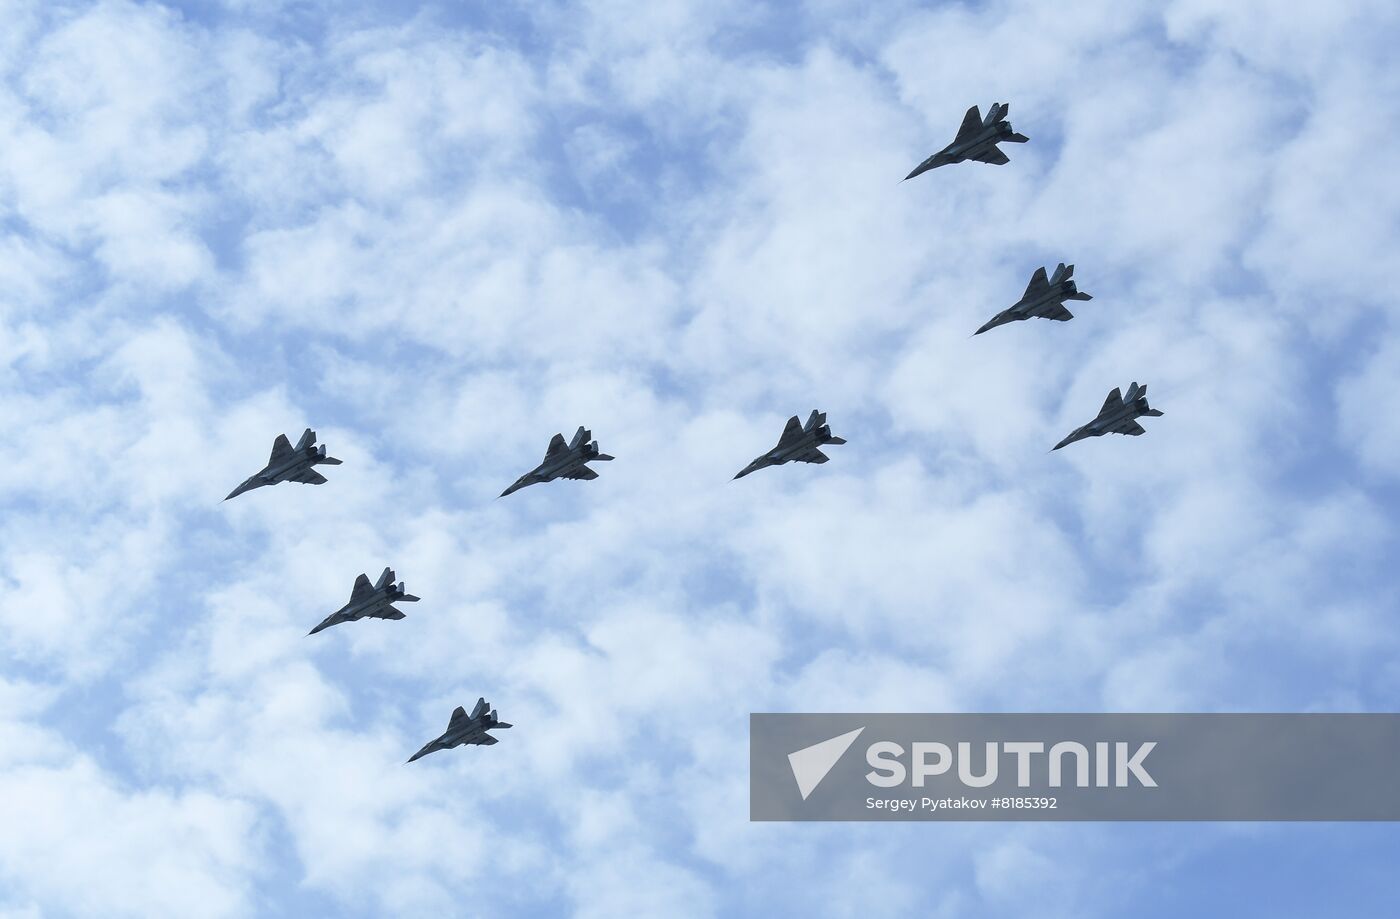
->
[1, 0, 1397, 916]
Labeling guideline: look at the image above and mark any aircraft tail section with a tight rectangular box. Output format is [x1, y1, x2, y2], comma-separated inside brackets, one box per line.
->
[295, 428, 316, 451]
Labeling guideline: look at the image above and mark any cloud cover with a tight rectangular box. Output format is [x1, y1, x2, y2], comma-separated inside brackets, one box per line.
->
[1, 0, 1398, 915]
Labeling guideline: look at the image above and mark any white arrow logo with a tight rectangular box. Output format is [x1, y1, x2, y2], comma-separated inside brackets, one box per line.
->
[788, 727, 865, 801]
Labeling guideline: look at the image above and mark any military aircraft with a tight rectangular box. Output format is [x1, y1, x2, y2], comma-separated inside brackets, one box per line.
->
[407, 698, 512, 763]
[904, 102, 1029, 180]
[1053, 383, 1165, 451]
[225, 428, 342, 501]
[500, 426, 614, 497]
[734, 410, 847, 479]
[976, 263, 1093, 335]
[308, 567, 420, 636]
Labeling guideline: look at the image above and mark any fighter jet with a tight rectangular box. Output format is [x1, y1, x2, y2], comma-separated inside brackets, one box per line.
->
[407, 698, 512, 763]
[734, 410, 847, 479]
[308, 567, 420, 636]
[500, 426, 613, 497]
[1053, 382, 1165, 451]
[904, 102, 1029, 180]
[225, 428, 342, 501]
[976, 263, 1093, 335]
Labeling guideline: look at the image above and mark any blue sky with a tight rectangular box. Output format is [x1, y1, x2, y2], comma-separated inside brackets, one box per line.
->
[1, 0, 1399, 916]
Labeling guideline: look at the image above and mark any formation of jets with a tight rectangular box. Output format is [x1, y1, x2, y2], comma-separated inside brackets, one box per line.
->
[222, 99, 1167, 766]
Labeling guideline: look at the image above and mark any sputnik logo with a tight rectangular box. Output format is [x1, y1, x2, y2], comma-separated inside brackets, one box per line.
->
[788, 727, 865, 800]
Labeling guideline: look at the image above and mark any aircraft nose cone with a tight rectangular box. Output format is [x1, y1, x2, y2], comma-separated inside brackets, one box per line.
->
[224, 480, 253, 501]
[734, 460, 764, 479]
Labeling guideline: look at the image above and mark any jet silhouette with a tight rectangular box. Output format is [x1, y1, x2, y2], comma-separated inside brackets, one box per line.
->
[407, 698, 512, 763]
[734, 410, 847, 479]
[225, 428, 342, 501]
[501, 426, 614, 497]
[1054, 383, 1164, 451]
[308, 567, 420, 635]
[976, 263, 1093, 335]
[904, 102, 1028, 180]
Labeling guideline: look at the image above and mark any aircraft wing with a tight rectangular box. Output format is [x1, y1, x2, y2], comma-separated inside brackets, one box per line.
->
[1099, 387, 1124, 415]
[349, 574, 372, 601]
[797, 449, 830, 464]
[563, 467, 598, 480]
[954, 104, 982, 141]
[776, 415, 804, 448]
[972, 147, 1010, 165]
[1042, 304, 1074, 322]
[1114, 420, 1147, 436]
[376, 606, 407, 620]
[449, 706, 469, 729]
[546, 433, 567, 458]
[474, 734, 499, 745]
[289, 469, 328, 485]
[1022, 267, 1049, 300]
[268, 434, 293, 465]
